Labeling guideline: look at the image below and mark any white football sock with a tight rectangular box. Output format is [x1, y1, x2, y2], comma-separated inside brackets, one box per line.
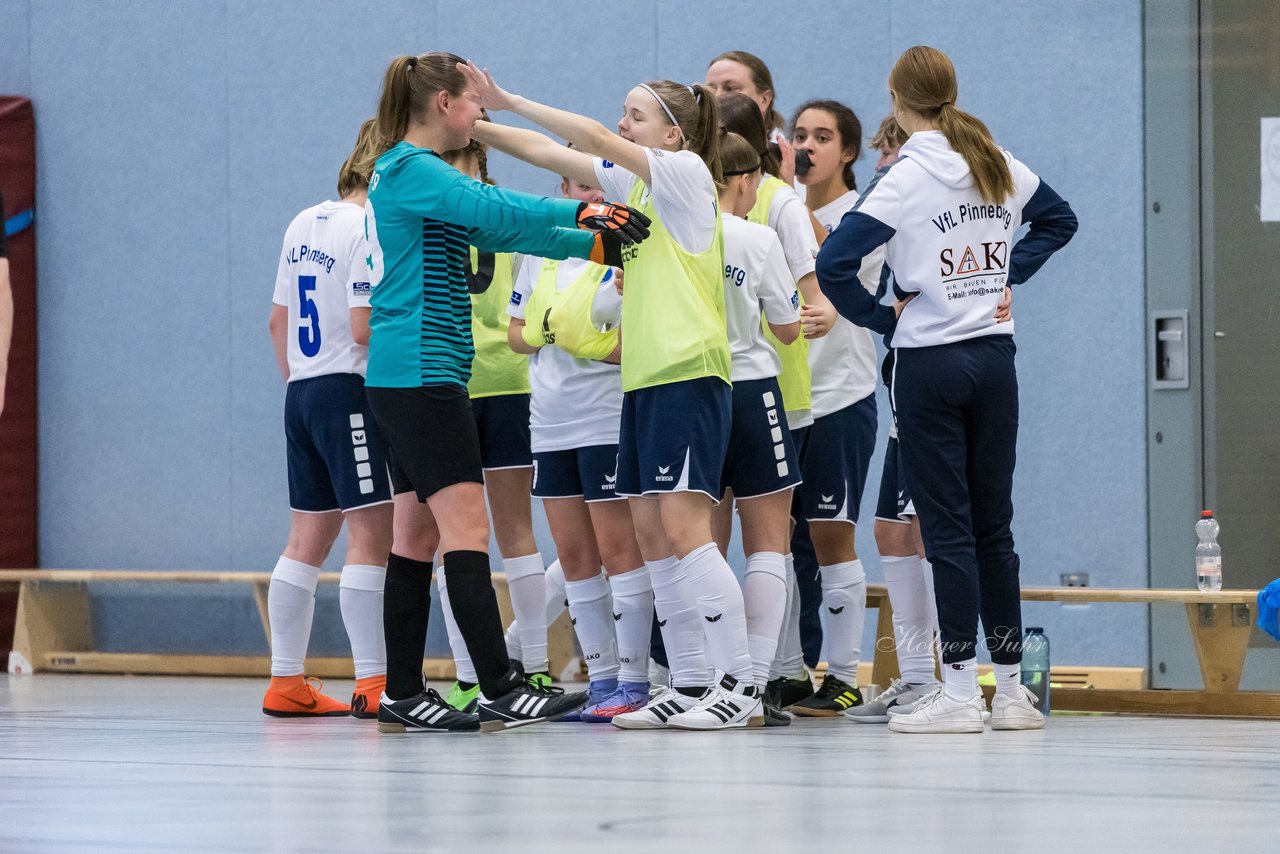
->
[944, 657, 979, 701]
[437, 566, 478, 684]
[268, 556, 321, 677]
[565, 572, 620, 682]
[743, 551, 787, 689]
[819, 559, 866, 684]
[772, 552, 805, 679]
[339, 563, 386, 680]
[649, 556, 713, 689]
[608, 565, 653, 683]
[881, 554, 936, 685]
[503, 552, 548, 673]
[994, 661, 1022, 698]
[503, 558, 568, 663]
[681, 543, 753, 684]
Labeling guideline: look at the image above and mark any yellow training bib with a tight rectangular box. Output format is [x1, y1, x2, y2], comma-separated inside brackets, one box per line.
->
[468, 249, 530, 398]
[521, 259, 619, 362]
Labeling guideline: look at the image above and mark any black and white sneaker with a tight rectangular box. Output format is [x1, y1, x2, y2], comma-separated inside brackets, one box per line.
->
[667, 675, 765, 731]
[763, 696, 793, 727]
[610, 686, 703, 730]
[376, 689, 480, 733]
[478, 681, 588, 732]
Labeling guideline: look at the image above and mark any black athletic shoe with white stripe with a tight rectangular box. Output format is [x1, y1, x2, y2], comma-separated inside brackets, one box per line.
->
[667, 675, 764, 730]
[477, 681, 588, 732]
[376, 689, 480, 733]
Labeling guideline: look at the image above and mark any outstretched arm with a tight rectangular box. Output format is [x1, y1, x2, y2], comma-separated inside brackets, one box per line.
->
[459, 61, 654, 187]
[471, 122, 600, 190]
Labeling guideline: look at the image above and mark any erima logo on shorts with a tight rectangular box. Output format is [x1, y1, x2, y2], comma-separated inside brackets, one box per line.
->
[819, 494, 837, 511]
[655, 465, 674, 483]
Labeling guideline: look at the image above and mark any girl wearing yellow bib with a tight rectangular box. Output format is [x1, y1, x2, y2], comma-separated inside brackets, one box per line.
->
[505, 175, 654, 723]
[461, 61, 763, 730]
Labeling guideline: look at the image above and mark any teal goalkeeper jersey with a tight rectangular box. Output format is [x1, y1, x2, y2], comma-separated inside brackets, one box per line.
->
[364, 141, 595, 388]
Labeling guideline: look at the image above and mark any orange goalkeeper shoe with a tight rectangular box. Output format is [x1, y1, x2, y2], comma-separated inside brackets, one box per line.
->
[262, 675, 350, 718]
[350, 675, 386, 719]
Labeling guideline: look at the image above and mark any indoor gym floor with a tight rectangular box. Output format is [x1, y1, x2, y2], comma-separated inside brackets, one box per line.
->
[1, 674, 1274, 852]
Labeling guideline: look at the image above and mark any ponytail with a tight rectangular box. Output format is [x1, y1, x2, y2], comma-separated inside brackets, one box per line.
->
[888, 45, 1013, 205]
[357, 52, 469, 179]
[337, 118, 380, 197]
[645, 80, 723, 186]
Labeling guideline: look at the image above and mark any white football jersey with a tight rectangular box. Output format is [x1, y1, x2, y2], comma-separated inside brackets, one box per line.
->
[721, 213, 799, 382]
[271, 200, 372, 381]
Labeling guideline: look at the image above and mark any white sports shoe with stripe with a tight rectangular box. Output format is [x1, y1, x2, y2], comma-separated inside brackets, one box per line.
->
[477, 681, 588, 732]
[377, 688, 480, 733]
[667, 675, 764, 731]
[610, 686, 704, 730]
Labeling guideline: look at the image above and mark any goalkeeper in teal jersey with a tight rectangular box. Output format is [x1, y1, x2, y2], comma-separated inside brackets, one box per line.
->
[357, 51, 650, 735]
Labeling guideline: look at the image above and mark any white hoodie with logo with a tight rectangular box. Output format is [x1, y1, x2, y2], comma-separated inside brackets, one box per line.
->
[814, 130, 1077, 349]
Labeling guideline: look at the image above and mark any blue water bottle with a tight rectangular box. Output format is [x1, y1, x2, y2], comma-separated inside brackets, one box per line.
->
[1020, 627, 1050, 714]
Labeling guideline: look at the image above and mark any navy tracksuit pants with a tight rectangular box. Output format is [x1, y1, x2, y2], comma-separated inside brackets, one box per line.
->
[892, 335, 1023, 666]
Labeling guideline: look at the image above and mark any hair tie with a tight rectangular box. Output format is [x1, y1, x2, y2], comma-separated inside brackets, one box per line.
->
[406, 57, 416, 73]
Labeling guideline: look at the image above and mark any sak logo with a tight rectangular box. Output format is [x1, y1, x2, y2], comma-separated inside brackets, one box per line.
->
[939, 241, 1008, 281]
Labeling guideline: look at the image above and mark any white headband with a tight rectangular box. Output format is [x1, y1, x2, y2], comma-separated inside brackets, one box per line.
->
[638, 83, 680, 130]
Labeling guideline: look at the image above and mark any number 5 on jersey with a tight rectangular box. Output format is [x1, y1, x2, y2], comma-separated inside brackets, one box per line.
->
[298, 275, 322, 357]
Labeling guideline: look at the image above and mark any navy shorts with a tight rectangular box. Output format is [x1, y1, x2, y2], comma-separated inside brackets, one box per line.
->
[874, 435, 916, 522]
[617, 376, 731, 500]
[286, 373, 393, 513]
[721, 377, 802, 499]
[366, 385, 484, 502]
[797, 392, 877, 524]
[532, 444, 623, 502]
[471, 393, 532, 469]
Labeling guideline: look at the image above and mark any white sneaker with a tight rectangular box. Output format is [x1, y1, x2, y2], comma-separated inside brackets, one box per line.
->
[886, 687, 985, 734]
[611, 686, 702, 730]
[667, 676, 764, 731]
[886, 683, 991, 724]
[990, 685, 1046, 730]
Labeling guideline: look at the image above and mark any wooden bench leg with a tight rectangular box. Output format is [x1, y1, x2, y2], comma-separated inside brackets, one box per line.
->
[1184, 602, 1253, 692]
[870, 595, 901, 688]
[14, 580, 93, 671]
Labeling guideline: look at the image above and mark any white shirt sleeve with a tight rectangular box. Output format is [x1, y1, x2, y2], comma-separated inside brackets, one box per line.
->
[1005, 152, 1042, 212]
[852, 167, 902, 231]
[593, 157, 639, 205]
[645, 148, 717, 255]
[767, 187, 819, 281]
[345, 220, 372, 309]
[507, 253, 537, 320]
[758, 236, 802, 325]
[272, 242, 290, 307]
[590, 268, 623, 329]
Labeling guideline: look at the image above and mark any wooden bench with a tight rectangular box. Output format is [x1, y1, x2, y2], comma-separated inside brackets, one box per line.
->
[3, 570, 1274, 717]
[0, 569, 576, 680]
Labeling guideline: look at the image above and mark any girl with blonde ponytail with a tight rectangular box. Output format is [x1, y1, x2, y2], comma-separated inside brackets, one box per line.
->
[816, 45, 1077, 735]
[459, 60, 765, 731]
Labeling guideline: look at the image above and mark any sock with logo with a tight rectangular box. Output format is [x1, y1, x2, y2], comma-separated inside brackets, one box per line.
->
[441, 550, 519, 698]
[383, 553, 433, 700]
[503, 552, 548, 673]
[339, 563, 386, 680]
[608, 564, 653, 683]
[944, 657, 979, 701]
[681, 542, 754, 683]
[881, 554, 936, 685]
[436, 566, 479, 684]
[649, 556, 713, 690]
[268, 556, 321, 677]
[565, 571, 620, 682]
[994, 661, 1022, 698]
[743, 551, 787, 689]
[772, 552, 805, 680]
[819, 559, 866, 684]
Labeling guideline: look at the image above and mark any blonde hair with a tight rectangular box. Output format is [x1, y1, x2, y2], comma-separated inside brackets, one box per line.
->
[869, 114, 908, 153]
[338, 118, 380, 196]
[888, 46, 1013, 204]
[644, 80, 723, 186]
[354, 52, 469, 179]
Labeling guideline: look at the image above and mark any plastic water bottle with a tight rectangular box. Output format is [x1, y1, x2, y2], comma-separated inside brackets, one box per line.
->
[1196, 511, 1222, 592]
[1020, 628, 1050, 714]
